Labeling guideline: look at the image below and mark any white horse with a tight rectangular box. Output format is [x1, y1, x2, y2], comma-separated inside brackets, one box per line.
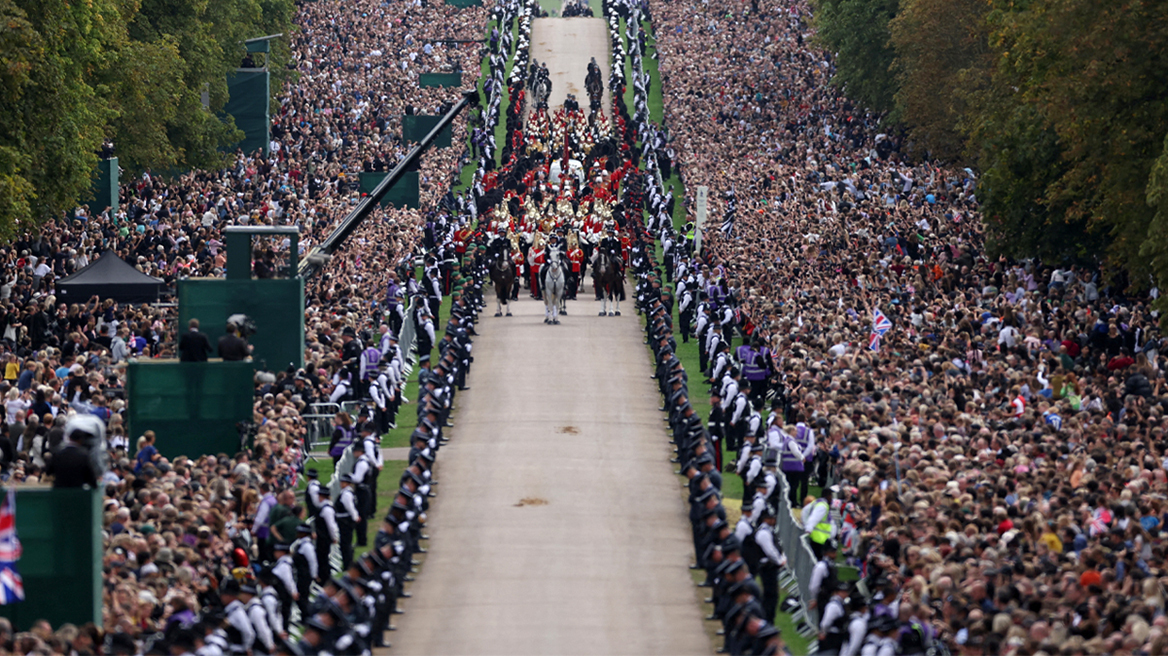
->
[542, 246, 567, 325]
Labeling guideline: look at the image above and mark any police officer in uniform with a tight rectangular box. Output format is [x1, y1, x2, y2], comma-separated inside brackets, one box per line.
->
[314, 497, 339, 584]
[818, 581, 851, 656]
[810, 538, 840, 612]
[304, 468, 323, 519]
[245, 581, 276, 654]
[351, 440, 375, 548]
[221, 580, 255, 655]
[291, 524, 316, 620]
[269, 543, 297, 632]
[337, 474, 361, 571]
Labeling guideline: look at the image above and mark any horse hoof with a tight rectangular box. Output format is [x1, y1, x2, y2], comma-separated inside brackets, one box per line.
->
[608, 312, 615, 317]
[544, 318, 549, 324]
[598, 311, 606, 316]
[495, 312, 502, 317]
[506, 312, 512, 316]
[615, 311, 621, 316]
[553, 319, 560, 325]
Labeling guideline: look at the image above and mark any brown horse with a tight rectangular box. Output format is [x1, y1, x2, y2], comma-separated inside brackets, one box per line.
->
[488, 239, 516, 317]
[593, 248, 624, 316]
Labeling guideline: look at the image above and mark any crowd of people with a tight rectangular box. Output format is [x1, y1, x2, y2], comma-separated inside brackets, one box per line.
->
[0, 0, 526, 647]
[639, 0, 1168, 653]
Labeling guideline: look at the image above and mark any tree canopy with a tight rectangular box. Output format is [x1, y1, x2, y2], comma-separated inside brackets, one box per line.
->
[813, 0, 1168, 298]
[0, 0, 295, 236]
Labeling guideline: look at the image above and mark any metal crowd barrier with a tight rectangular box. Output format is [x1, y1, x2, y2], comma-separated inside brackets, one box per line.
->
[775, 470, 821, 648]
[304, 402, 341, 452]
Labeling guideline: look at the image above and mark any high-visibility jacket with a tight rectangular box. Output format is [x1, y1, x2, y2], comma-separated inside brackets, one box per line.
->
[809, 499, 832, 544]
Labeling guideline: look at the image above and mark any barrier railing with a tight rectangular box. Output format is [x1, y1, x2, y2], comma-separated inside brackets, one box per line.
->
[775, 469, 822, 648]
[304, 402, 341, 452]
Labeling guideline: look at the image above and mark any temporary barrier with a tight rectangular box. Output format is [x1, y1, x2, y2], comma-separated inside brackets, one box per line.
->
[419, 72, 463, 88]
[0, 486, 102, 630]
[774, 473, 821, 649]
[403, 115, 453, 148]
[126, 360, 256, 458]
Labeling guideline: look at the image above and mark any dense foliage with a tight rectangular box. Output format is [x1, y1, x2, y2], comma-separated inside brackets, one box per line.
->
[812, 0, 1168, 296]
[0, 0, 294, 236]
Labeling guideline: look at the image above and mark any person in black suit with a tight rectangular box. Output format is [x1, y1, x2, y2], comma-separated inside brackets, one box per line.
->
[217, 321, 251, 361]
[178, 318, 213, 362]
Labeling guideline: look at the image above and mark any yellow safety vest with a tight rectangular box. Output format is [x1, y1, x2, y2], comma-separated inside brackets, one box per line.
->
[810, 500, 832, 544]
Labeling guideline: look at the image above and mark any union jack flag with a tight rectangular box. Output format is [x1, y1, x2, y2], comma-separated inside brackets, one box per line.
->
[0, 487, 24, 604]
[873, 308, 893, 335]
[868, 332, 881, 352]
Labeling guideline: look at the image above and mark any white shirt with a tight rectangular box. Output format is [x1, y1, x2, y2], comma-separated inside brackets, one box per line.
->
[809, 559, 831, 600]
[841, 612, 870, 656]
[224, 599, 255, 651]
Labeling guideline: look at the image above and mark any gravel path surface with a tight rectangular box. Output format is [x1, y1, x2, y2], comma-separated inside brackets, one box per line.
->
[528, 18, 611, 116]
[386, 293, 709, 655]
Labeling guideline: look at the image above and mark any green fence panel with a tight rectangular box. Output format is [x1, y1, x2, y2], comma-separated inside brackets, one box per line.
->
[0, 487, 101, 630]
[177, 277, 305, 371]
[126, 360, 256, 459]
[445, 0, 483, 6]
[88, 158, 118, 216]
[419, 72, 462, 88]
[359, 171, 420, 209]
[224, 69, 271, 157]
[402, 115, 452, 148]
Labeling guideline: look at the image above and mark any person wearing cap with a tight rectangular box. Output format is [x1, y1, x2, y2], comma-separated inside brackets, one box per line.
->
[291, 524, 317, 620]
[805, 484, 839, 559]
[270, 543, 298, 632]
[336, 474, 360, 571]
[243, 579, 276, 655]
[313, 498, 340, 584]
[416, 304, 436, 358]
[751, 506, 785, 623]
[304, 468, 323, 519]
[339, 326, 363, 381]
[840, 592, 870, 656]
[369, 360, 395, 433]
[221, 580, 256, 655]
[810, 538, 840, 611]
[257, 568, 286, 647]
[350, 440, 373, 548]
[860, 615, 899, 656]
[818, 580, 852, 655]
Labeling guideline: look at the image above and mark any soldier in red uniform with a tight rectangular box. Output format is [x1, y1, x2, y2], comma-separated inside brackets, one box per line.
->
[567, 238, 584, 300]
[454, 224, 472, 261]
[529, 241, 545, 300]
[510, 248, 525, 300]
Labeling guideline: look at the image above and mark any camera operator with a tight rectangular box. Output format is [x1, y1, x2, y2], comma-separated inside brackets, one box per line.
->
[45, 415, 107, 488]
[218, 320, 252, 361]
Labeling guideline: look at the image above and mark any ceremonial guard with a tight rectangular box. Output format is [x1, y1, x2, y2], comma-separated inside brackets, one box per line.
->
[529, 237, 545, 300]
[566, 233, 584, 299]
